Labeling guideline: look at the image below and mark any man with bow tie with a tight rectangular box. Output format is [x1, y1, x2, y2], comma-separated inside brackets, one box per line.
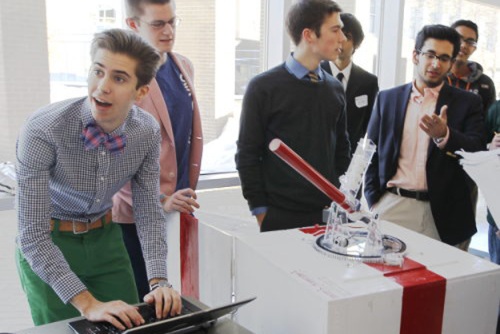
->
[15, 29, 181, 329]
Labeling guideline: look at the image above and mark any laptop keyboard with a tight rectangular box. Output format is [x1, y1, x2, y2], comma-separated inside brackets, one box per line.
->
[78, 304, 192, 334]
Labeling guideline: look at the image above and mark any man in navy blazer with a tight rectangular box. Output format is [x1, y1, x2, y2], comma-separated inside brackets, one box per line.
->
[364, 24, 486, 248]
[321, 13, 379, 154]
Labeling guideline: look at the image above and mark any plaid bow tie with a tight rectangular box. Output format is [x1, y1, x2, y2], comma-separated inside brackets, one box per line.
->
[81, 122, 127, 156]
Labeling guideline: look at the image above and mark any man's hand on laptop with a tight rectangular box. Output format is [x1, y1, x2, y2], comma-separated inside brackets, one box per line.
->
[145, 278, 182, 319]
[71, 290, 144, 331]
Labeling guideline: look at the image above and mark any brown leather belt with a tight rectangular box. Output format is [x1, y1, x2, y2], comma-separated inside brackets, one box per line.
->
[50, 211, 113, 234]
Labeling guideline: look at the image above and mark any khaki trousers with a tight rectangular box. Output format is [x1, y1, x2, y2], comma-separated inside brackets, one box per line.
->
[372, 192, 471, 251]
[372, 192, 441, 241]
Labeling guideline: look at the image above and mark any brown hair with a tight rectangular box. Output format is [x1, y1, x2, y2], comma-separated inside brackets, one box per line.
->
[286, 0, 342, 46]
[90, 28, 161, 88]
[125, 0, 174, 18]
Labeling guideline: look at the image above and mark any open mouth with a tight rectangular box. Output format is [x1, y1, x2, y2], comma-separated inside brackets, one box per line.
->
[94, 97, 112, 108]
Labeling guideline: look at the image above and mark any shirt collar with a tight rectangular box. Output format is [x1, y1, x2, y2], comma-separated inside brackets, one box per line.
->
[330, 61, 353, 82]
[285, 53, 323, 81]
[411, 80, 444, 100]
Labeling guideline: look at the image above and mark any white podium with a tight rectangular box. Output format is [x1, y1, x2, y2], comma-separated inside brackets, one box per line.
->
[166, 187, 500, 334]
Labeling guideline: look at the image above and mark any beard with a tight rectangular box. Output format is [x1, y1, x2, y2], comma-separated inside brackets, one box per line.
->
[423, 77, 445, 88]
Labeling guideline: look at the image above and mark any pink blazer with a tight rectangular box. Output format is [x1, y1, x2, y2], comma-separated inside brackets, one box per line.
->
[113, 52, 203, 224]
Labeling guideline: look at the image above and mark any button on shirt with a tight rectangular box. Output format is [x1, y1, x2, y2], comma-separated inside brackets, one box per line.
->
[16, 97, 167, 303]
[387, 81, 444, 191]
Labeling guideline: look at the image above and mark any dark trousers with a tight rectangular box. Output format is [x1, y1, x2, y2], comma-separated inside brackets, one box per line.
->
[260, 206, 324, 232]
[119, 223, 150, 300]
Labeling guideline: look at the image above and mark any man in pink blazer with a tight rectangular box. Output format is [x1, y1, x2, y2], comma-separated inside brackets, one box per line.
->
[113, 0, 203, 299]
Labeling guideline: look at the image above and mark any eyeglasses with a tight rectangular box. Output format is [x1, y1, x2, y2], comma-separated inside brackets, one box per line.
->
[417, 50, 453, 64]
[459, 36, 477, 48]
[135, 17, 181, 30]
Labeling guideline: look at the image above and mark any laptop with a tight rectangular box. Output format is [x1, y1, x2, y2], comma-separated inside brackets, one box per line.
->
[68, 296, 255, 334]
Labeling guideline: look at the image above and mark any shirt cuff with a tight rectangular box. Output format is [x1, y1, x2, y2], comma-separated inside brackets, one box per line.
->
[251, 206, 268, 216]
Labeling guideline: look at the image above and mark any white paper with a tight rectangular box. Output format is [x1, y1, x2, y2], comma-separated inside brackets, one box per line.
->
[456, 149, 500, 228]
[355, 95, 368, 108]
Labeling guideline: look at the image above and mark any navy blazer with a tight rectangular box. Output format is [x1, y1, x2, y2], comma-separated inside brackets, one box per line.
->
[364, 83, 486, 245]
[321, 61, 379, 150]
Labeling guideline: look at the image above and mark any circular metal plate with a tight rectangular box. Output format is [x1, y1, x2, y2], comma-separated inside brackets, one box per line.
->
[314, 231, 406, 262]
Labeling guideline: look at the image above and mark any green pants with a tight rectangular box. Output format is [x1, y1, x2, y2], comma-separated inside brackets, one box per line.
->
[16, 220, 139, 325]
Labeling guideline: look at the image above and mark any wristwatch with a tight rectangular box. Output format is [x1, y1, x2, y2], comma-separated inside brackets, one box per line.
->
[433, 136, 445, 144]
[150, 279, 172, 291]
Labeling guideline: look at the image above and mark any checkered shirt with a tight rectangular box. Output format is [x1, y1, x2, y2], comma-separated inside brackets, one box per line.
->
[16, 97, 167, 304]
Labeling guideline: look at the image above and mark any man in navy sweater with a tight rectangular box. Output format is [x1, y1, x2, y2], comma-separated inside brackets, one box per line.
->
[235, 0, 351, 232]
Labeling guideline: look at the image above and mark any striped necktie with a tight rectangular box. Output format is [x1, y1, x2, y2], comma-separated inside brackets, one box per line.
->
[307, 71, 319, 83]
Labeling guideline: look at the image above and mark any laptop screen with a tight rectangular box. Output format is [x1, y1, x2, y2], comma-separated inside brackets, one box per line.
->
[68, 297, 255, 334]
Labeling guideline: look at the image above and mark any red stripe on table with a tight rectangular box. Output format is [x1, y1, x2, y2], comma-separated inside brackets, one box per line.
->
[180, 212, 200, 299]
[299, 225, 446, 334]
[368, 259, 446, 334]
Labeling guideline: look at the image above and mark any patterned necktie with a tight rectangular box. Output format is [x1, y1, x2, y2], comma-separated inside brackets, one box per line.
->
[307, 71, 319, 83]
[81, 122, 127, 156]
[336, 72, 344, 83]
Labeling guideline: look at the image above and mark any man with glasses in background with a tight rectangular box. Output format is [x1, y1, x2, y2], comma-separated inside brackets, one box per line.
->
[364, 24, 486, 250]
[321, 12, 379, 156]
[448, 19, 496, 115]
[448, 19, 496, 255]
[114, 0, 203, 300]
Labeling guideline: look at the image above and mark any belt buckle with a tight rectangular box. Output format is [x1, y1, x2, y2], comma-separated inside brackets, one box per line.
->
[72, 221, 89, 234]
[396, 187, 402, 196]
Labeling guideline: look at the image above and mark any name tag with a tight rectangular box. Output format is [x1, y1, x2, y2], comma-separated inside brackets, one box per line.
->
[355, 95, 368, 108]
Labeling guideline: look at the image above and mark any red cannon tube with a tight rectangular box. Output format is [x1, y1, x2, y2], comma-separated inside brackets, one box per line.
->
[269, 138, 352, 212]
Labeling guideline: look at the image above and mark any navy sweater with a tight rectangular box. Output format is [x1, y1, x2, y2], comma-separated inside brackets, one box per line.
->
[236, 64, 351, 213]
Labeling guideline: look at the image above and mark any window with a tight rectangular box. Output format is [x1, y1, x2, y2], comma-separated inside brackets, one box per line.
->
[200, 0, 383, 174]
[1, 1, 498, 169]
[44, 0, 268, 174]
[10, 0, 384, 173]
[175, 0, 267, 173]
[46, 0, 124, 102]
[99, 8, 117, 24]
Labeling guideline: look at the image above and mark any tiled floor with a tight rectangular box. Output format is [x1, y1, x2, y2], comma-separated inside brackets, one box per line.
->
[0, 190, 493, 332]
